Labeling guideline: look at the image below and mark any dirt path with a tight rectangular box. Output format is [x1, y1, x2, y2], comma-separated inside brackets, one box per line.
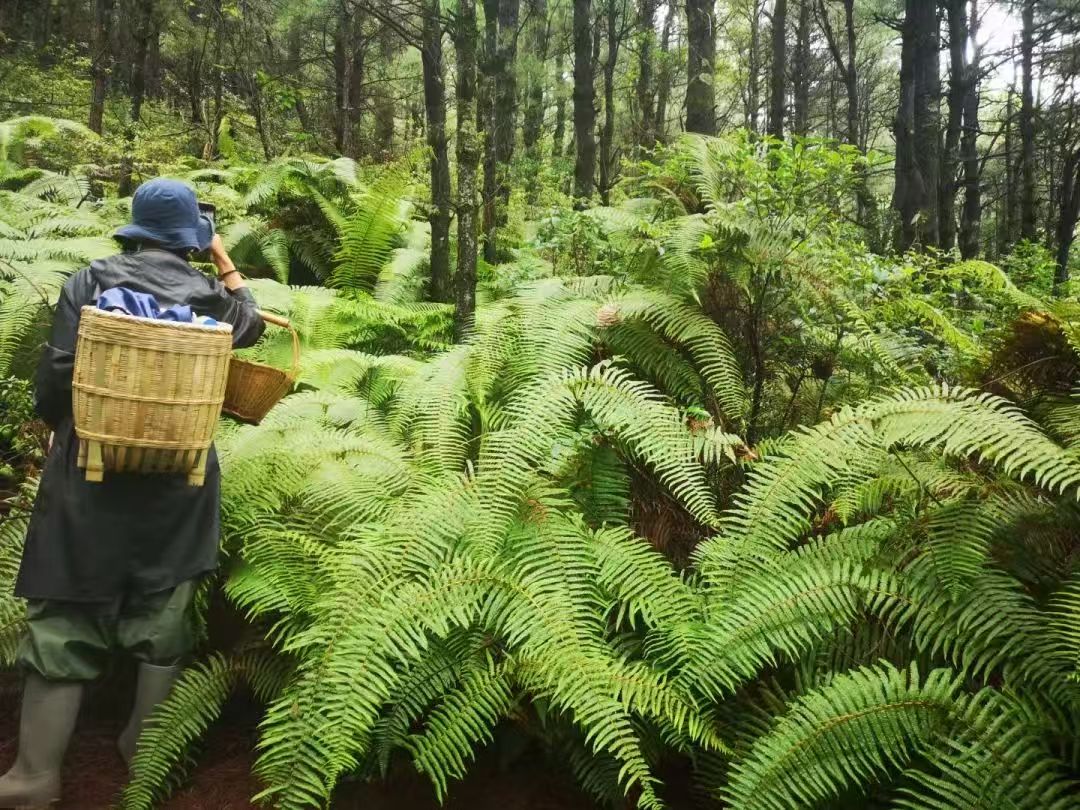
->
[1, 674, 598, 810]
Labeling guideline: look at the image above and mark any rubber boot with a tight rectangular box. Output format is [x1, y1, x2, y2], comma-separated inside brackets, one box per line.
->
[117, 663, 181, 767]
[0, 672, 83, 810]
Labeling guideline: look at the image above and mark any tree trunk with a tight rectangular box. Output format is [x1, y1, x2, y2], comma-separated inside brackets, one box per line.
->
[35, 0, 53, 56]
[792, 0, 810, 137]
[892, 0, 940, 252]
[334, 6, 365, 159]
[599, 0, 619, 204]
[145, 20, 161, 98]
[248, 79, 274, 161]
[347, 40, 365, 157]
[653, 5, 672, 142]
[286, 21, 316, 143]
[1046, 147, 1059, 252]
[1003, 87, 1019, 252]
[373, 26, 397, 158]
[493, 0, 521, 229]
[635, 0, 657, 150]
[522, 0, 549, 165]
[939, 0, 967, 252]
[0, 1, 15, 43]
[818, 0, 869, 230]
[208, 0, 224, 159]
[747, 0, 761, 132]
[118, 0, 154, 196]
[422, 0, 452, 303]
[573, 0, 596, 203]
[89, 0, 114, 134]
[1020, 0, 1037, 241]
[685, 0, 716, 135]
[128, 0, 152, 124]
[455, 0, 481, 338]
[553, 49, 567, 155]
[914, 0, 941, 250]
[841, 0, 858, 149]
[188, 50, 204, 127]
[241, 1, 274, 161]
[334, 4, 350, 155]
[958, 0, 982, 259]
[480, 0, 498, 262]
[1054, 148, 1080, 293]
[114, 0, 132, 87]
[816, 0, 857, 146]
[768, 0, 787, 139]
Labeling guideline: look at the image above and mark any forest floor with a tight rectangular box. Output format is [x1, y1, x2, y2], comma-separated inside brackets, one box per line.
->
[0, 671, 599, 809]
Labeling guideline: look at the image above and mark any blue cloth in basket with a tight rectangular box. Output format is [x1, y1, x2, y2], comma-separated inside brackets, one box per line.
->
[96, 287, 216, 326]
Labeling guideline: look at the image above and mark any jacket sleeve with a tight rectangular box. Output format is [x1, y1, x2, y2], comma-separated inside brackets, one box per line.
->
[34, 277, 85, 430]
[201, 281, 266, 349]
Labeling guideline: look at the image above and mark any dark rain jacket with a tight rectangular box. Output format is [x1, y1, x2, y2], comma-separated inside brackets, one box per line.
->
[15, 249, 265, 603]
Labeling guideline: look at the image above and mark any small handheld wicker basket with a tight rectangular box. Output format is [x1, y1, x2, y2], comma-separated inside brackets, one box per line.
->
[72, 306, 234, 486]
[221, 311, 299, 425]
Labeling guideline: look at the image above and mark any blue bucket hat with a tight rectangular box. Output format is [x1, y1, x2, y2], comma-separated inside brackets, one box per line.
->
[114, 179, 214, 252]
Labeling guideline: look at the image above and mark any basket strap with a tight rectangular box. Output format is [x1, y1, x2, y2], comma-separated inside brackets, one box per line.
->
[259, 311, 300, 380]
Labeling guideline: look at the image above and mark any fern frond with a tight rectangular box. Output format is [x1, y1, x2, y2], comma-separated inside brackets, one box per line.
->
[330, 180, 409, 293]
[722, 663, 958, 810]
[121, 655, 239, 810]
[0, 499, 30, 666]
[1046, 574, 1080, 681]
[897, 690, 1077, 810]
[612, 289, 747, 423]
[406, 657, 515, 800]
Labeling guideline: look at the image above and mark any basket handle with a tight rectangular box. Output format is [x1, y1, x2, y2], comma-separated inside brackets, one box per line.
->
[258, 310, 300, 379]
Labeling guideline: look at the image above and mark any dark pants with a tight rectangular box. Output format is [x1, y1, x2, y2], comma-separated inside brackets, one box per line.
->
[18, 580, 196, 681]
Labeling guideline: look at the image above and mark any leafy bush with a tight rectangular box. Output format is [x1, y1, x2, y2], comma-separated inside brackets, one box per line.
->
[1003, 240, 1059, 298]
[0, 376, 43, 491]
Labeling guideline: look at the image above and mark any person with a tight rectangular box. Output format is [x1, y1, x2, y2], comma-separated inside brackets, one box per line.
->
[0, 178, 265, 808]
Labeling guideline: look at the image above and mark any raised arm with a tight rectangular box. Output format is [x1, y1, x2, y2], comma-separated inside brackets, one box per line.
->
[203, 234, 266, 349]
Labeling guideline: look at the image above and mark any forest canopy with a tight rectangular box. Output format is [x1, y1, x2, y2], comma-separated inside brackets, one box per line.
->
[2, 0, 1080, 808]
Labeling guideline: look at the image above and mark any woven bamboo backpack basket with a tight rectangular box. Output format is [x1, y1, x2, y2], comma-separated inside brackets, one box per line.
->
[221, 311, 298, 425]
[72, 306, 234, 486]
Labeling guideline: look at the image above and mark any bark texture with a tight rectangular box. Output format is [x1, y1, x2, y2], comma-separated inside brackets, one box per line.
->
[599, 0, 621, 203]
[1055, 148, 1080, 292]
[455, 0, 481, 338]
[653, 5, 672, 142]
[958, 0, 982, 259]
[522, 0, 549, 163]
[422, 0, 452, 302]
[892, 0, 941, 252]
[573, 0, 597, 203]
[685, 0, 716, 135]
[1020, 0, 1037, 241]
[768, 0, 787, 139]
[89, 0, 113, 134]
[635, 0, 657, 149]
[940, 0, 968, 252]
[792, 0, 811, 136]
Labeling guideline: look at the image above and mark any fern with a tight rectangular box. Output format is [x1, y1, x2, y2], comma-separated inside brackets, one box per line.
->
[1048, 574, 1080, 681]
[723, 663, 958, 810]
[0, 488, 32, 666]
[121, 648, 291, 810]
[330, 177, 411, 292]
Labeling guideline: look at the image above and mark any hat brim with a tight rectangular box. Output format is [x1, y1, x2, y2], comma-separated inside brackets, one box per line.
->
[114, 214, 214, 252]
